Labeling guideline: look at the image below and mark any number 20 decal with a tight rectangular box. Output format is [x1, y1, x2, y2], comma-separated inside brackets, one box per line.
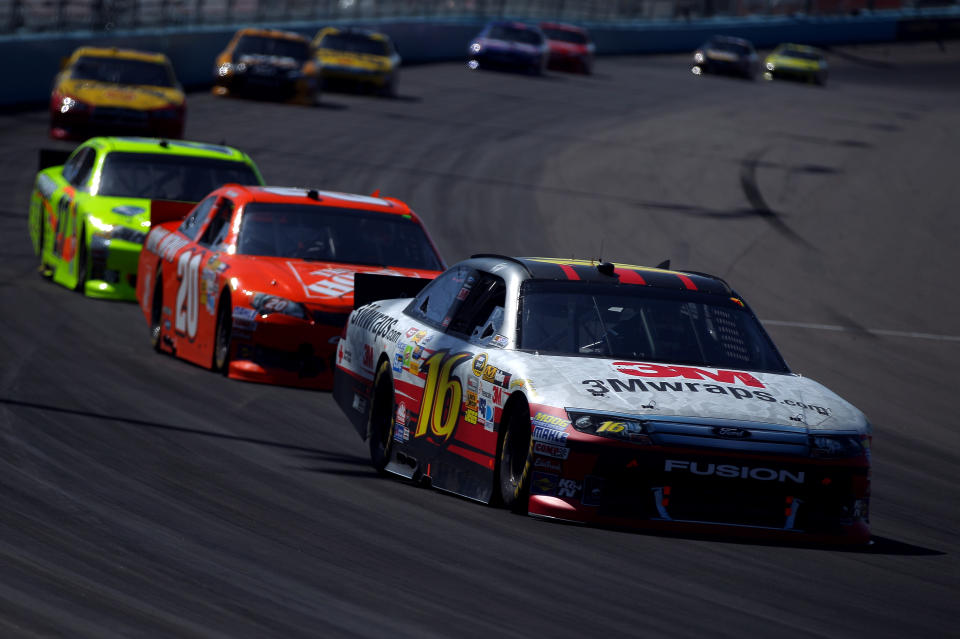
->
[415, 351, 472, 442]
[175, 251, 203, 338]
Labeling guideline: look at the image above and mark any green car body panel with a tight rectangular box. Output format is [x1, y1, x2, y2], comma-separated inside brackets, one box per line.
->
[29, 137, 264, 300]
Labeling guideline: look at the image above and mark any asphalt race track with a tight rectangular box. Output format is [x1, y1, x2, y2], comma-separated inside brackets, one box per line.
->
[1, 42, 959, 637]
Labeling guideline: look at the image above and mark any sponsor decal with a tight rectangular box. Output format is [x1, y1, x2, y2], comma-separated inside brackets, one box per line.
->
[581, 476, 603, 506]
[491, 334, 509, 349]
[713, 426, 750, 439]
[414, 351, 472, 442]
[533, 441, 570, 459]
[394, 402, 409, 442]
[471, 352, 512, 389]
[147, 227, 191, 263]
[361, 344, 374, 371]
[613, 361, 765, 388]
[233, 306, 257, 321]
[581, 378, 831, 416]
[557, 478, 580, 498]
[532, 411, 570, 430]
[533, 425, 568, 445]
[534, 457, 562, 473]
[350, 304, 402, 343]
[477, 397, 495, 432]
[464, 390, 478, 425]
[531, 471, 559, 496]
[351, 393, 368, 414]
[664, 459, 805, 484]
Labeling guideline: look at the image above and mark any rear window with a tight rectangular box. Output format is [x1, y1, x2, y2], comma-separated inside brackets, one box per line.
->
[235, 35, 310, 61]
[319, 33, 390, 56]
[236, 203, 443, 271]
[96, 152, 260, 201]
[70, 56, 175, 87]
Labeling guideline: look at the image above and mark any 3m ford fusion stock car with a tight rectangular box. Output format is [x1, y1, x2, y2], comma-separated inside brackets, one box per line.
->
[334, 256, 872, 543]
[136, 186, 444, 389]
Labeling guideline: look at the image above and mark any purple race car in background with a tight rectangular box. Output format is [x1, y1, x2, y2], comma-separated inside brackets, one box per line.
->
[467, 21, 549, 75]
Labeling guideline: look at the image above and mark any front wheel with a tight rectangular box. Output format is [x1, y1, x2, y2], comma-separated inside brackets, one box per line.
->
[367, 359, 396, 473]
[497, 404, 532, 511]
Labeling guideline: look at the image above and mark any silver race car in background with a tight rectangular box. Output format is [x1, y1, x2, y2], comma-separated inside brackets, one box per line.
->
[334, 255, 871, 544]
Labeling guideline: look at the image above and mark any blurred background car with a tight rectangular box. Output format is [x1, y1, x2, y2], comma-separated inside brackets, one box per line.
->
[468, 21, 549, 75]
[213, 28, 319, 104]
[691, 36, 758, 79]
[49, 46, 185, 141]
[312, 27, 401, 97]
[540, 22, 594, 74]
[763, 43, 829, 85]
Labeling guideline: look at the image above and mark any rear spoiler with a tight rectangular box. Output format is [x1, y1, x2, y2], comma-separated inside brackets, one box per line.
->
[150, 200, 197, 226]
[353, 272, 433, 309]
[38, 148, 72, 171]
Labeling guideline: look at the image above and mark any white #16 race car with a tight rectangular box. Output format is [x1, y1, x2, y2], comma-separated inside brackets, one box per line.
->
[333, 255, 872, 544]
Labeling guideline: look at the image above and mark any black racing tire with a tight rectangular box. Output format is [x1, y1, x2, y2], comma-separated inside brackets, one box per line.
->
[149, 272, 163, 353]
[73, 225, 87, 293]
[367, 359, 396, 474]
[213, 293, 232, 373]
[496, 400, 533, 511]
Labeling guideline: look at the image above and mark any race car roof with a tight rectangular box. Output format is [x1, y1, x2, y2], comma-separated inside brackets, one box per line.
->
[88, 137, 250, 162]
[472, 255, 732, 295]
[69, 46, 170, 64]
[225, 185, 417, 217]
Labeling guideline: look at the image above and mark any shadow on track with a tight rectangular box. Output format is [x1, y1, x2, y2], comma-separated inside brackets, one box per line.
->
[0, 397, 363, 464]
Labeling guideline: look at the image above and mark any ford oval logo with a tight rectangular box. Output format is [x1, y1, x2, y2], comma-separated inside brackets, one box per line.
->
[713, 427, 750, 439]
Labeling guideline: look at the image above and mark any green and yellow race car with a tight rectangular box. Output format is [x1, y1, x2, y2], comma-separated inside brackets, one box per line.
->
[763, 43, 828, 86]
[312, 27, 401, 96]
[29, 137, 263, 300]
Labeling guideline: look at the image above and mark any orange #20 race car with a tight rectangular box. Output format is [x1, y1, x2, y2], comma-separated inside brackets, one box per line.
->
[136, 186, 445, 389]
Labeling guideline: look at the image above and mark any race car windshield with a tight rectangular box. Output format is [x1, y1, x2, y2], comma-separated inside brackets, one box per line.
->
[236, 203, 443, 270]
[319, 33, 390, 56]
[235, 35, 310, 61]
[71, 56, 175, 87]
[519, 281, 789, 374]
[488, 25, 544, 45]
[707, 40, 751, 55]
[542, 28, 588, 44]
[96, 153, 260, 201]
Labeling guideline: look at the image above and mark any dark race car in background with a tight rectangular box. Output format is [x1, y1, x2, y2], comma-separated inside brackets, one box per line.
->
[692, 36, 759, 79]
[213, 28, 320, 104]
[335, 256, 872, 544]
[137, 186, 444, 389]
[540, 22, 594, 74]
[468, 21, 549, 75]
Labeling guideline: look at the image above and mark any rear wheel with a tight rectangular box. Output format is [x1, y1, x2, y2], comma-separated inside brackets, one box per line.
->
[497, 402, 533, 511]
[149, 273, 163, 352]
[367, 359, 396, 473]
[213, 294, 232, 373]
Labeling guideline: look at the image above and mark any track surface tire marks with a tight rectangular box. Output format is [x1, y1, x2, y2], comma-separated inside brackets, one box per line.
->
[0, 43, 958, 637]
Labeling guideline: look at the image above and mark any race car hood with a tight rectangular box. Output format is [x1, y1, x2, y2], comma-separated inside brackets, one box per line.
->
[705, 48, 743, 62]
[508, 355, 868, 434]
[236, 53, 303, 70]
[228, 258, 438, 312]
[316, 49, 393, 71]
[58, 78, 184, 110]
[766, 54, 822, 71]
[80, 195, 153, 233]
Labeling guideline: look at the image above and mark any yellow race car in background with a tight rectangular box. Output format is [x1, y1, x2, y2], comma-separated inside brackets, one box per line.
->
[213, 28, 319, 104]
[50, 47, 185, 141]
[312, 27, 401, 97]
[763, 43, 828, 86]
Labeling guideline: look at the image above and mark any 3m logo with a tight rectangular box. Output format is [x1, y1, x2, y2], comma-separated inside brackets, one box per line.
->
[612, 361, 765, 388]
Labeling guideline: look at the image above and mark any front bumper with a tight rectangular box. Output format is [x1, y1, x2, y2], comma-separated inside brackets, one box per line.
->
[214, 71, 315, 102]
[470, 50, 541, 71]
[50, 107, 183, 141]
[84, 235, 143, 300]
[320, 65, 390, 87]
[227, 311, 348, 390]
[528, 440, 870, 544]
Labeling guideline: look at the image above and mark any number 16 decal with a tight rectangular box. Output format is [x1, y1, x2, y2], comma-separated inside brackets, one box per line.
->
[175, 251, 203, 338]
[415, 351, 471, 442]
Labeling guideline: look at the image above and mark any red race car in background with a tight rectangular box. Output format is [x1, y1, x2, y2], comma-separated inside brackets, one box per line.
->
[136, 185, 444, 389]
[540, 22, 594, 74]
